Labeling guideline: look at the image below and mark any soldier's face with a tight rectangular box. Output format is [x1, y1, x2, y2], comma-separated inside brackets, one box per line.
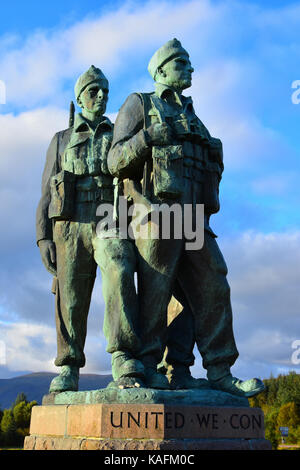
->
[160, 56, 194, 91]
[79, 80, 109, 116]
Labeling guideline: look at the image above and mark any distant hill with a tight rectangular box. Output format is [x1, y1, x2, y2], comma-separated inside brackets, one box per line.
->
[0, 372, 112, 409]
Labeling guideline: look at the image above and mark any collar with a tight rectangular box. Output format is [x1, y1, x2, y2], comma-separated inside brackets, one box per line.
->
[74, 113, 113, 133]
[154, 83, 194, 110]
[155, 83, 184, 106]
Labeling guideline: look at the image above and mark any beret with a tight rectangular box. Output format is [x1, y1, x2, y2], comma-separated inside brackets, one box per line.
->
[74, 65, 108, 100]
[148, 38, 189, 80]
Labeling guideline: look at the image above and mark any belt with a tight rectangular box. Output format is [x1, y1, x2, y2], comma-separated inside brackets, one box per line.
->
[183, 166, 205, 183]
[75, 188, 113, 203]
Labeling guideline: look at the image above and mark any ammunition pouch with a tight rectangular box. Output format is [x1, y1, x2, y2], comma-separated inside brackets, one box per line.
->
[48, 170, 76, 220]
[75, 174, 114, 203]
[204, 169, 221, 214]
[173, 116, 210, 146]
[172, 114, 191, 138]
[75, 188, 113, 203]
[203, 140, 223, 214]
[152, 145, 183, 199]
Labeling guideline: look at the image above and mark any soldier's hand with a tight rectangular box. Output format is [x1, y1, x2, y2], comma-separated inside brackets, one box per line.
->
[145, 122, 173, 146]
[38, 239, 57, 276]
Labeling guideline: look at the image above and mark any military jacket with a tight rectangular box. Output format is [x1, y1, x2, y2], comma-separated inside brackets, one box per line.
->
[107, 84, 223, 216]
[36, 113, 114, 244]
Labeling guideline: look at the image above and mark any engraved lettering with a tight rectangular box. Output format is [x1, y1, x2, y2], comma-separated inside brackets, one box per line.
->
[196, 413, 210, 428]
[110, 411, 123, 428]
[212, 413, 219, 430]
[128, 411, 141, 428]
[145, 411, 148, 429]
[151, 411, 163, 429]
[175, 412, 185, 429]
[165, 412, 172, 429]
[240, 414, 250, 429]
[230, 414, 239, 429]
[252, 414, 262, 429]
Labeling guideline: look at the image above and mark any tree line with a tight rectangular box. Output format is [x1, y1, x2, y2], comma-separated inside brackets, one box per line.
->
[249, 371, 300, 449]
[0, 393, 37, 447]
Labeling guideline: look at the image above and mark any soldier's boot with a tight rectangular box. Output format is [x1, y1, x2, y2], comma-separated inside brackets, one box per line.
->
[207, 364, 265, 398]
[209, 375, 265, 397]
[112, 351, 145, 385]
[49, 365, 79, 393]
[166, 364, 209, 390]
[141, 356, 170, 390]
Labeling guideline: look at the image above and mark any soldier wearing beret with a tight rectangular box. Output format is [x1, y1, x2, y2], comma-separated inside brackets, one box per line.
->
[107, 39, 265, 397]
[36, 66, 118, 392]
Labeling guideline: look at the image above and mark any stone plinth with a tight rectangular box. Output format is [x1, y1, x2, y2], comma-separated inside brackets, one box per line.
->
[27, 403, 264, 440]
[42, 386, 250, 407]
[24, 435, 271, 451]
[24, 388, 271, 451]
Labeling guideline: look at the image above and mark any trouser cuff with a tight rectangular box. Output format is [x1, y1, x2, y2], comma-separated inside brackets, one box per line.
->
[206, 363, 231, 382]
[54, 352, 85, 368]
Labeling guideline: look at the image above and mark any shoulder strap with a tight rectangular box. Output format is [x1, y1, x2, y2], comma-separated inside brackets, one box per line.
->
[149, 94, 165, 123]
[136, 92, 154, 129]
[136, 92, 153, 197]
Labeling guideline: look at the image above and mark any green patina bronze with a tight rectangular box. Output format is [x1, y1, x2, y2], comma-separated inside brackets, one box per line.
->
[36, 65, 116, 392]
[106, 39, 265, 397]
[42, 387, 249, 407]
[37, 42, 265, 399]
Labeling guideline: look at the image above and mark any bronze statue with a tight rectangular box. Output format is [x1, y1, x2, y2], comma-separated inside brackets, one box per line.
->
[36, 66, 115, 392]
[107, 39, 265, 397]
[36, 44, 265, 398]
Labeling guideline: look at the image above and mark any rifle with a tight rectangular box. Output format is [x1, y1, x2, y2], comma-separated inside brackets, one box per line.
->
[69, 100, 75, 128]
[51, 100, 75, 293]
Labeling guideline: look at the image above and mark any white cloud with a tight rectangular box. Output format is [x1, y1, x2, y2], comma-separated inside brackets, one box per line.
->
[190, 65, 292, 170]
[0, 322, 57, 373]
[0, 0, 217, 108]
[0, 107, 68, 248]
[0, 313, 111, 375]
[222, 231, 300, 376]
[223, 231, 300, 301]
[0, 107, 68, 181]
[0, 0, 300, 380]
[190, 230, 300, 380]
[2, 0, 296, 113]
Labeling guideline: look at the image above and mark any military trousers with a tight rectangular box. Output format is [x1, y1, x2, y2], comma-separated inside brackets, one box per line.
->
[53, 213, 99, 368]
[133, 228, 239, 377]
[93, 237, 141, 356]
[164, 282, 196, 369]
[94, 233, 196, 369]
[53, 202, 141, 368]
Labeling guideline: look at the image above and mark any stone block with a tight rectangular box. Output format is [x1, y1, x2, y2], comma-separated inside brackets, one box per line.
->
[28, 403, 264, 440]
[29, 404, 67, 436]
[67, 404, 102, 437]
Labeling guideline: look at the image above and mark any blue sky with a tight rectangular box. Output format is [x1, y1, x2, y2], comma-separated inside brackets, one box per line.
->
[0, 0, 300, 381]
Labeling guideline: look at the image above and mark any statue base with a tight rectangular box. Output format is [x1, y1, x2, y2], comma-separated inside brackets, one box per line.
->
[24, 435, 271, 451]
[24, 388, 271, 451]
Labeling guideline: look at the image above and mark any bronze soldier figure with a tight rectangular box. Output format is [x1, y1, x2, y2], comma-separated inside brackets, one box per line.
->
[107, 39, 265, 397]
[36, 66, 115, 392]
